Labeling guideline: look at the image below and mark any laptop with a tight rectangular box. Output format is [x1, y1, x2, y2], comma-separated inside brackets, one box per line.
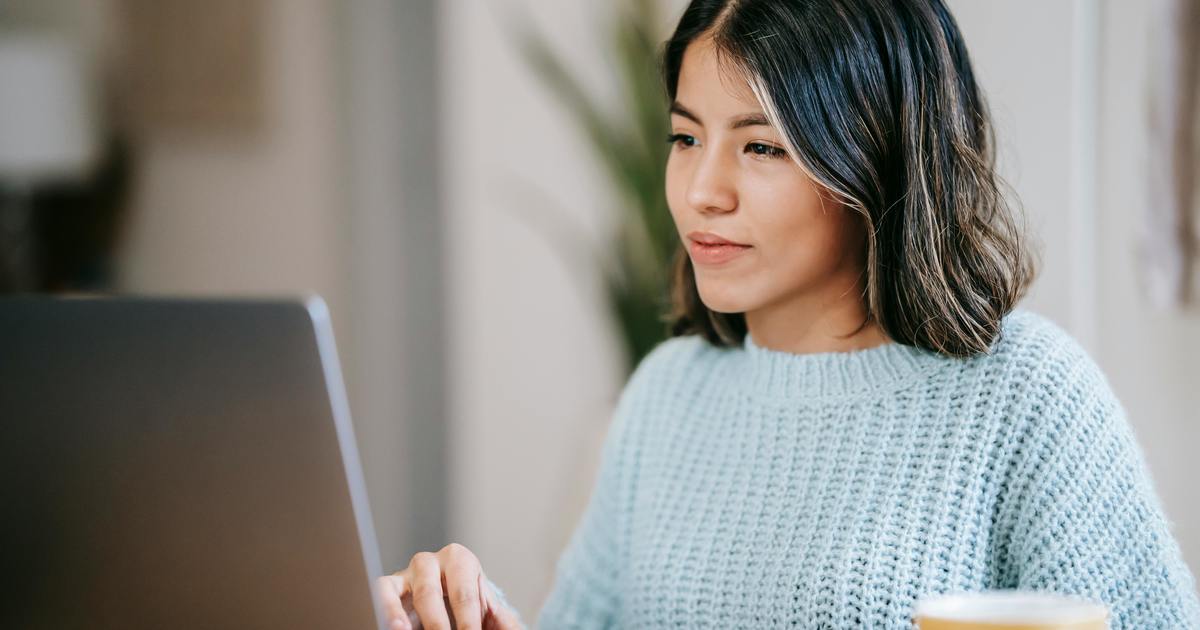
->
[0, 296, 386, 630]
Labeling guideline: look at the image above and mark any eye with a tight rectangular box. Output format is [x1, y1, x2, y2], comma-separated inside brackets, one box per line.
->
[666, 133, 697, 149]
[746, 142, 787, 159]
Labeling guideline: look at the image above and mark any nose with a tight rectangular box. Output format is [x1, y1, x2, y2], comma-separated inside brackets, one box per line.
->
[685, 149, 737, 214]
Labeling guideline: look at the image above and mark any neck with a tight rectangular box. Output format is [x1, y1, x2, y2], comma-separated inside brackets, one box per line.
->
[744, 285, 890, 355]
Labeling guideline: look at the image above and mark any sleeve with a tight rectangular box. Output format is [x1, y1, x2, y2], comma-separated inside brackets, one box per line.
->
[1005, 356, 1200, 628]
[534, 338, 678, 629]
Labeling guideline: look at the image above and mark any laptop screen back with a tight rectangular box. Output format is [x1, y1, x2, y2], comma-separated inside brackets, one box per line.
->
[0, 296, 384, 630]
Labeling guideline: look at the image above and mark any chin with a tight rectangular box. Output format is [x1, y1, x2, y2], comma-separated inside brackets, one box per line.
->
[696, 281, 758, 314]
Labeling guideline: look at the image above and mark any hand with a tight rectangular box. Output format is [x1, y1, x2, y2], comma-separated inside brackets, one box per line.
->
[375, 543, 522, 630]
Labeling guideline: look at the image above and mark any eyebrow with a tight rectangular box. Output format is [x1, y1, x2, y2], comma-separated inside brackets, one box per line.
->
[670, 102, 771, 129]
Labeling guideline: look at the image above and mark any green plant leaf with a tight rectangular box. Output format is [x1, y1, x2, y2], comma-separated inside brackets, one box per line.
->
[508, 0, 681, 373]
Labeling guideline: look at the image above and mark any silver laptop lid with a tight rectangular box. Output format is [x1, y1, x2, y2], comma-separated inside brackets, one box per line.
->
[0, 295, 385, 630]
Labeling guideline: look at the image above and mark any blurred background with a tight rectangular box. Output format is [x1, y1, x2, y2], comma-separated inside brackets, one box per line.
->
[0, 0, 1197, 619]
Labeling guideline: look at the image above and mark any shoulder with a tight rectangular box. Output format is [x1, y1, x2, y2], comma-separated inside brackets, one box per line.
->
[619, 334, 717, 401]
[607, 334, 722, 432]
[985, 308, 1113, 398]
[988, 308, 1080, 359]
[986, 308, 1125, 444]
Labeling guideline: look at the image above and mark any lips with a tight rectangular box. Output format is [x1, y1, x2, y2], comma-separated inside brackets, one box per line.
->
[686, 231, 752, 265]
[686, 230, 750, 247]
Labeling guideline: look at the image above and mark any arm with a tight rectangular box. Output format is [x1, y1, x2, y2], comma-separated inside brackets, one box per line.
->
[1005, 359, 1200, 628]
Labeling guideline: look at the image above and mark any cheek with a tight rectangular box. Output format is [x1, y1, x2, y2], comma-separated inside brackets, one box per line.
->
[665, 162, 862, 312]
[664, 159, 688, 228]
[742, 182, 859, 293]
[763, 211, 846, 272]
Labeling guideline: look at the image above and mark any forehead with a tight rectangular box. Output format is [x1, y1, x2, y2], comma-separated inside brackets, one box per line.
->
[675, 36, 761, 113]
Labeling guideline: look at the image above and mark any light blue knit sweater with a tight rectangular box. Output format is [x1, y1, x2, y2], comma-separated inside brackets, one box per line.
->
[509, 309, 1200, 628]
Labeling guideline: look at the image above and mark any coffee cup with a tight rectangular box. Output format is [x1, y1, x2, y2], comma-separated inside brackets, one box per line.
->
[913, 590, 1108, 629]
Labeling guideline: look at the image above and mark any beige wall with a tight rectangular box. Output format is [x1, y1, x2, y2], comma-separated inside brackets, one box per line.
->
[439, 0, 629, 617]
[1093, 0, 1200, 572]
[115, 0, 344, 310]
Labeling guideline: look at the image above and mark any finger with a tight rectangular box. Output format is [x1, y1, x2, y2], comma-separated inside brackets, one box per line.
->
[372, 571, 410, 624]
[379, 574, 413, 630]
[477, 573, 489, 621]
[481, 576, 522, 630]
[410, 552, 452, 630]
[401, 587, 424, 630]
[439, 544, 482, 630]
[484, 595, 521, 629]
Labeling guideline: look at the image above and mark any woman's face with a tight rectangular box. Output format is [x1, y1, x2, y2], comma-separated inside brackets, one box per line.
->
[665, 36, 868, 319]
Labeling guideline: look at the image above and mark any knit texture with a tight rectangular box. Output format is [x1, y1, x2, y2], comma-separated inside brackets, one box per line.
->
[518, 308, 1200, 628]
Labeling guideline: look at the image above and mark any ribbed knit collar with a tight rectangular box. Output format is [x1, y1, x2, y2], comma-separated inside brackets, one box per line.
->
[741, 331, 949, 400]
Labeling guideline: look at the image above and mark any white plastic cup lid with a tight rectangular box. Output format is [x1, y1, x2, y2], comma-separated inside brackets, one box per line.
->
[914, 590, 1108, 624]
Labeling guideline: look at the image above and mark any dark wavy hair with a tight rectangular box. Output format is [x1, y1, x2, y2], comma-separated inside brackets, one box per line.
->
[661, 0, 1038, 358]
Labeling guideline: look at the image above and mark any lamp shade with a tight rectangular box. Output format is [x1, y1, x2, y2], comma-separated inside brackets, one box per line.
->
[0, 34, 96, 182]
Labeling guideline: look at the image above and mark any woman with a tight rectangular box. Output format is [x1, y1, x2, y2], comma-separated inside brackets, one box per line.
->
[377, 0, 1200, 627]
